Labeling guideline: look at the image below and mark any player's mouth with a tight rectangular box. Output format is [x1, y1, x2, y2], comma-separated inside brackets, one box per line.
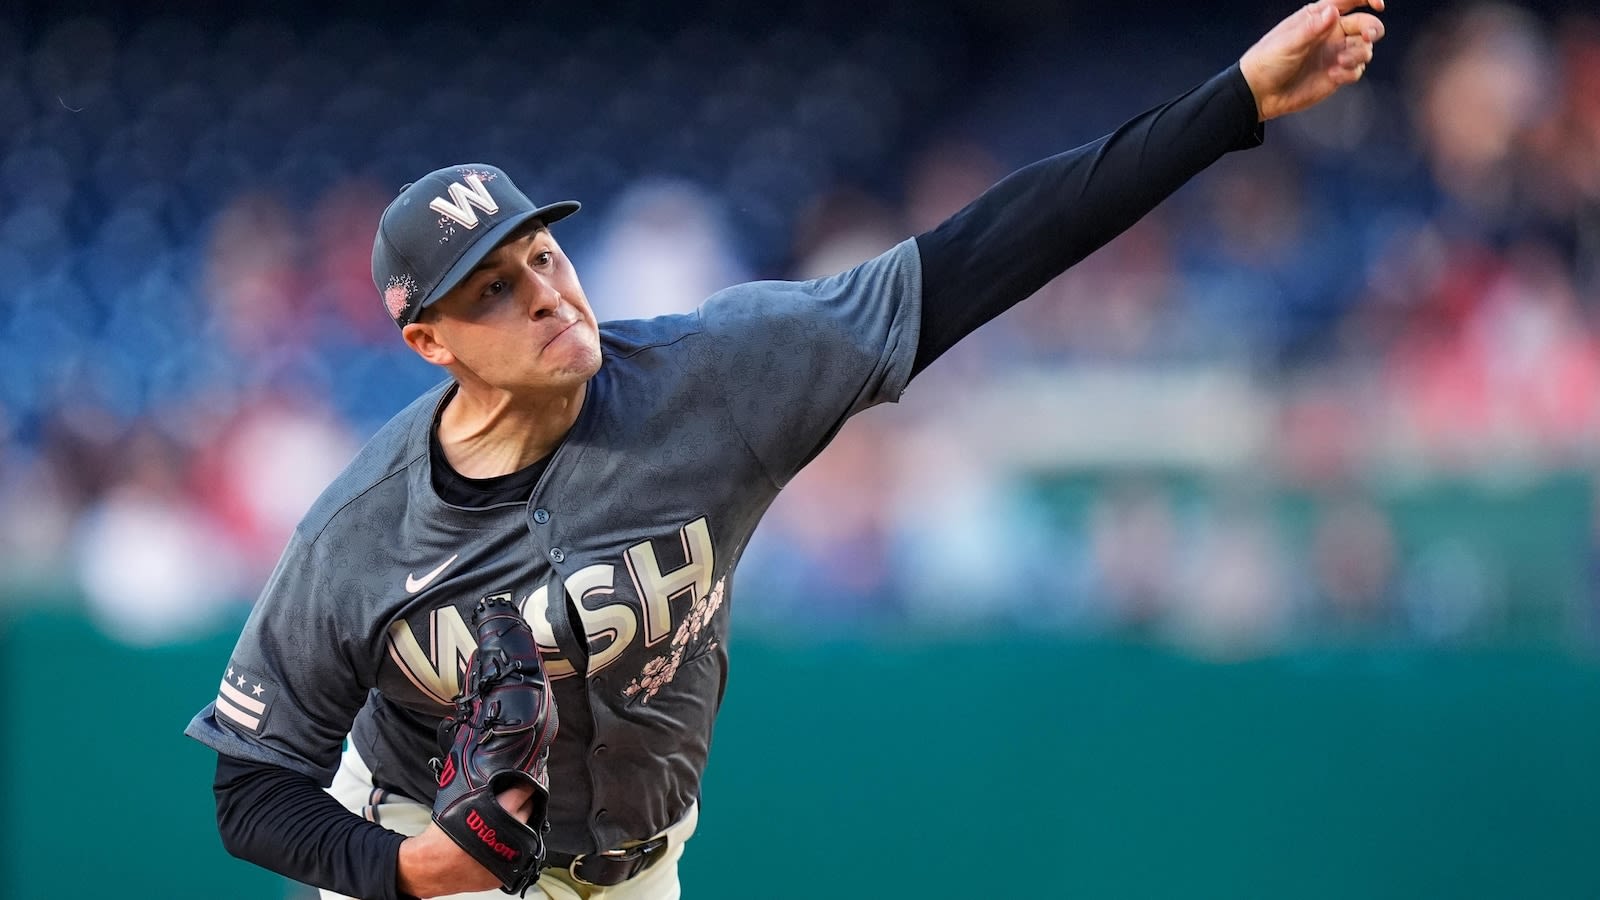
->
[541, 320, 580, 352]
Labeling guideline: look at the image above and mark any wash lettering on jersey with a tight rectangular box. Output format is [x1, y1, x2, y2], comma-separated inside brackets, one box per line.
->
[386, 517, 717, 706]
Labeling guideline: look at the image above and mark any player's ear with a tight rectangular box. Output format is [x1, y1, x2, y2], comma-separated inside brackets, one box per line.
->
[402, 320, 455, 367]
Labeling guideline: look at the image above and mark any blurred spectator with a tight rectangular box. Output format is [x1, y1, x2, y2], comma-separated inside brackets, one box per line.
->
[70, 426, 242, 645]
[1400, 538, 1504, 644]
[1308, 495, 1400, 637]
[1407, 3, 1553, 230]
[1013, 214, 1184, 364]
[1520, 16, 1600, 292]
[887, 416, 1075, 630]
[0, 437, 76, 597]
[189, 392, 361, 581]
[788, 185, 902, 281]
[1086, 478, 1179, 632]
[901, 139, 1005, 234]
[586, 179, 751, 320]
[736, 414, 900, 634]
[1276, 373, 1372, 485]
[306, 179, 395, 343]
[202, 191, 307, 354]
[1383, 238, 1600, 469]
[1168, 493, 1291, 658]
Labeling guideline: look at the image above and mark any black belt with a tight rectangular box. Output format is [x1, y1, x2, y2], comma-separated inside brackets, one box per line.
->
[546, 835, 670, 887]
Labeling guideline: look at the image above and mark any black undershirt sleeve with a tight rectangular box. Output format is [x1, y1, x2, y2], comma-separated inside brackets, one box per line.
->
[214, 754, 412, 900]
[911, 64, 1264, 377]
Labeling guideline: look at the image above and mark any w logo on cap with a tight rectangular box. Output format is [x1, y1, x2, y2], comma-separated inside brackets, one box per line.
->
[430, 173, 500, 229]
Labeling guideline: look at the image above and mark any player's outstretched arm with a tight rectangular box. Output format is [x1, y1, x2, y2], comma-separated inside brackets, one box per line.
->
[1241, 0, 1386, 121]
[908, 0, 1388, 376]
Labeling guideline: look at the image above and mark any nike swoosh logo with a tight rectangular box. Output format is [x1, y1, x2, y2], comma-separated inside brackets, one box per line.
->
[405, 554, 459, 593]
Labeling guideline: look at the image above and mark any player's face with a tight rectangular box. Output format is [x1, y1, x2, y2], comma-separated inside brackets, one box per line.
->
[406, 225, 602, 396]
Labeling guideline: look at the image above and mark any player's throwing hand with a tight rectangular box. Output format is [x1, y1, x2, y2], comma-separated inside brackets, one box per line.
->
[1241, 0, 1387, 121]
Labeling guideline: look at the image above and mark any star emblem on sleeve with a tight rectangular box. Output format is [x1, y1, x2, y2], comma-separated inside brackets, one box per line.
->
[215, 664, 274, 735]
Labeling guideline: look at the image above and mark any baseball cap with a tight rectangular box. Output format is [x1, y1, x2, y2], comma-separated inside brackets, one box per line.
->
[371, 163, 580, 327]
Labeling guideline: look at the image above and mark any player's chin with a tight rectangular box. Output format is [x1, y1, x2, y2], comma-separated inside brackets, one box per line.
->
[541, 331, 603, 379]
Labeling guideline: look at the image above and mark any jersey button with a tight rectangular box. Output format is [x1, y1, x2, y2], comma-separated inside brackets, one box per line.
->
[595, 809, 608, 822]
[533, 508, 550, 524]
[549, 548, 565, 563]
[593, 744, 607, 757]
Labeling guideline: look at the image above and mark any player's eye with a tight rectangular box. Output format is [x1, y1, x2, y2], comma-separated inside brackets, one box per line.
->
[533, 251, 552, 267]
[482, 279, 508, 299]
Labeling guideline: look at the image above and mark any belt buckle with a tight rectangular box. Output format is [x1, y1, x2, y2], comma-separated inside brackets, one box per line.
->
[568, 847, 635, 887]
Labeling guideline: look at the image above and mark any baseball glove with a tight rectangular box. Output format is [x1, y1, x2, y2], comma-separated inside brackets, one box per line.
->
[431, 595, 559, 896]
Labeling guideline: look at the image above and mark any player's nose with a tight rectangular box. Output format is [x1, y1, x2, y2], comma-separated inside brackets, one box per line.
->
[521, 272, 563, 319]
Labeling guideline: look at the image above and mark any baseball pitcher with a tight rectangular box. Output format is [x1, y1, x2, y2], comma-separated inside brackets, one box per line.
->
[187, 3, 1386, 897]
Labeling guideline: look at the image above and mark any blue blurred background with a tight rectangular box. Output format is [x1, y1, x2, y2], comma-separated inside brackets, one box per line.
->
[1, 0, 1598, 897]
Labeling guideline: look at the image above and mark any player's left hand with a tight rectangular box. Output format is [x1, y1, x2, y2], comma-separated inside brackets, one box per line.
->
[1240, 0, 1386, 121]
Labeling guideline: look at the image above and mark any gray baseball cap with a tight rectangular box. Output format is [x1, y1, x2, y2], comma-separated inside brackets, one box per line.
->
[371, 163, 580, 327]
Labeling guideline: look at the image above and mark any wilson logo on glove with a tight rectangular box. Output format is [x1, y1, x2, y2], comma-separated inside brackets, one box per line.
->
[467, 809, 521, 860]
[437, 756, 457, 788]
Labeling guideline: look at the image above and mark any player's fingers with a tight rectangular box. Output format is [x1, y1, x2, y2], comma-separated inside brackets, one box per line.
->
[1339, 12, 1385, 41]
[1330, 0, 1383, 14]
[1328, 62, 1367, 84]
[1295, 1, 1339, 42]
[1335, 49, 1373, 70]
[1337, 35, 1376, 67]
[1286, 0, 1350, 51]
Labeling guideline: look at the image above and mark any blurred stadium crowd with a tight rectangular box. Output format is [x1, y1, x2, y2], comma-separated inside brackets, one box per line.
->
[1, 2, 1597, 654]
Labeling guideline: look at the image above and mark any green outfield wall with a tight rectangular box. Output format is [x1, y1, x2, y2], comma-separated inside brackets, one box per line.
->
[2, 611, 1596, 900]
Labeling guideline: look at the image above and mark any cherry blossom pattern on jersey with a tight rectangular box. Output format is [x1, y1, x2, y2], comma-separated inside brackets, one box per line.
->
[623, 576, 726, 703]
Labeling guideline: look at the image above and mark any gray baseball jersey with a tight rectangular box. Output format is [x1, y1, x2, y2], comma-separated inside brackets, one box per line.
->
[186, 238, 922, 856]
